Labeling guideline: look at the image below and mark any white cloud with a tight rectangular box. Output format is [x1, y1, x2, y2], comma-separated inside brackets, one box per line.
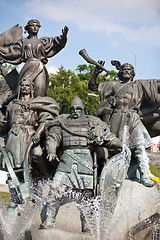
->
[25, 0, 160, 45]
[47, 65, 58, 74]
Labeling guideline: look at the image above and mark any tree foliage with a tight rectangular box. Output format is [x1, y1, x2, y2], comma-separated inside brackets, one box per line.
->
[0, 63, 119, 115]
[48, 64, 119, 115]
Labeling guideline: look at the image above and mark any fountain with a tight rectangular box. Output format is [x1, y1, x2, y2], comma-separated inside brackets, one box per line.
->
[0, 160, 159, 240]
[0, 21, 160, 240]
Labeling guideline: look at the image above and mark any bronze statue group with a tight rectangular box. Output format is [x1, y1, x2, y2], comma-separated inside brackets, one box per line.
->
[0, 19, 160, 231]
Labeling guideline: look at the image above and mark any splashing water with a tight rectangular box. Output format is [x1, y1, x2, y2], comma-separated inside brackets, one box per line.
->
[0, 209, 12, 239]
[0, 180, 97, 239]
[0, 125, 160, 240]
[0, 174, 160, 240]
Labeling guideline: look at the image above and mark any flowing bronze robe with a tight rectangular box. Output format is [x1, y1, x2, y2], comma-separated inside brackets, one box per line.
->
[5, 96, 59, 168]
[0, 35, 67, 96]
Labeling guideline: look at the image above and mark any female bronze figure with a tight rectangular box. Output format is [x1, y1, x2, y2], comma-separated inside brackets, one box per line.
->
[0, 19, 69, 97]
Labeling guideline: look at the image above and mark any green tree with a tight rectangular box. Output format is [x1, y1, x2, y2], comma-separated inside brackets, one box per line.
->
[0, 63, 119, 115]
[48, 64, 119, 115]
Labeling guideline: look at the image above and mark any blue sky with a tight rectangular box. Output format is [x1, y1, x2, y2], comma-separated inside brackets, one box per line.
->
[0, 0, 160, 79]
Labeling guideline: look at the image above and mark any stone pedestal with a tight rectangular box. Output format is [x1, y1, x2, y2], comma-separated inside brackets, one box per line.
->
[24, 203, 92, 240]
[100, 180, 160, 240]
[1, 180, 160, 240]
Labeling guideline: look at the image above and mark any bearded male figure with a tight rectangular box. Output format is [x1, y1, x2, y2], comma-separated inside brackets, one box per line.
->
[40, 96, 126, 229]
[0, 78, 59, 206]
[88, 60, 160, 187]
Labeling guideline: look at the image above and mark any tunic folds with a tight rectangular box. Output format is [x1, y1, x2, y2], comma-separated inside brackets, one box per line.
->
[5, 96, 59, 168]
[97, 80, 159, 148]
[0, 35, 67, 96]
